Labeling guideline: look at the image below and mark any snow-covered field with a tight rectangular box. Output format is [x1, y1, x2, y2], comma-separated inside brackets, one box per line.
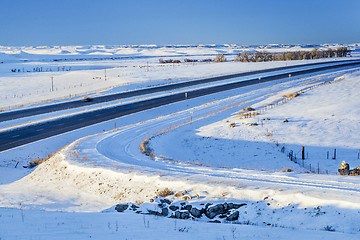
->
[151, 72, 360, 174]
[1, 43, 359, 110]
[1, 44, 360, 239]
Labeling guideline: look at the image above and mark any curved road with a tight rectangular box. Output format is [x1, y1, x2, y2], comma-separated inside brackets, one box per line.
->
[0, 60, 360, 152]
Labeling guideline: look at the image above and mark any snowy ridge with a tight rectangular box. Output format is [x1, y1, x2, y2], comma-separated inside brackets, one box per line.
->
[1, 43, 359, 62]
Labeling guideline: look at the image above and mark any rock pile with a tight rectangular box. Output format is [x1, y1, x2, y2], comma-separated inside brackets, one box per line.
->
[114, 197, 247, 222]
[338, 161, 360, 175]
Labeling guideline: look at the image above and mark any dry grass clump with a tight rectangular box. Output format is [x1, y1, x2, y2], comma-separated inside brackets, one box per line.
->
[229, 123, 236, 128]
[281, 168, 293, 172]
[282, 92, 301, 99]
[175, 192, 184, 197]
[140, 138, 149, 153]
[182, 195, 191, 201]
[140, 138, 155, 158]
[156, 188, 174, 197]
[28, 153, 55, 168]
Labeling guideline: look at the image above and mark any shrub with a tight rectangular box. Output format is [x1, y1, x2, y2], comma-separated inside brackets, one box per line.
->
[201, 58, 213, 62]
[139, 139, 148, 153]
[156, 188, 174, 197]
[213, 54, 226, 62]
[158, 58, 181, 64]
[27, 153, 55, 168]
[184, 58, 198, 62]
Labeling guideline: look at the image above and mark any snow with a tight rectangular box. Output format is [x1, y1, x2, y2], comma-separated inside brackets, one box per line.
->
[1, 43, 359, 110]
[150, 69, 360, 173]
[3, 207, 357, 240]
[1, 44, 360, 239]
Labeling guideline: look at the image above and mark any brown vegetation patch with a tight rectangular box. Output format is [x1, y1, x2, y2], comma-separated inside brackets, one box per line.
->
[156, 188, 174, 197]
[282, 92, 301, 99]
[28, 153, 55, 168]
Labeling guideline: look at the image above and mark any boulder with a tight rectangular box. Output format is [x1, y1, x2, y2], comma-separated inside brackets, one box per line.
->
[169, 205, 179, 211]
[115, 204, 128, 213]
[338, 161, 350, 175]
[205, 203, 212, 209]
[205, 204, 226, 219]
[349, 168, 360, 176]
[226, 211, 239, 221]
[189, 207, 203, 218]
[161, 207, 169, 216]
[174, 211, 190, 219]
[160, 198, 172, 205]
[158, 203, 166, 208]
[130, 204, 139, 210]
[182, 205, 192, 211]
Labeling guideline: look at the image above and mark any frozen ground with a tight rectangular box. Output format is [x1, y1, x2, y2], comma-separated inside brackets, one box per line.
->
[2, 207, 356, 240]
[1, 44, 360, 239]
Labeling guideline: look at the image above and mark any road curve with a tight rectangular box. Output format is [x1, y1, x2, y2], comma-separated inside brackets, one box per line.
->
[0, 60, 360, 152]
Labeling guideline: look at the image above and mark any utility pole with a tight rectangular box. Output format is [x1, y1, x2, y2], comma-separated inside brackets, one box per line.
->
[51, 76, 54, 92]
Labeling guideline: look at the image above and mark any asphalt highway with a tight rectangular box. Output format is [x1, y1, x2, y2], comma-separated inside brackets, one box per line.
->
[0, 58, 359, 123]
[1, 60, 360, 152]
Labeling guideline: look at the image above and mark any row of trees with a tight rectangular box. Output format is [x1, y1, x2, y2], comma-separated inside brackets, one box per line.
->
[235, 47, 351, 62]
[159, 58, 181, 63]
[159, 47, 351, 64]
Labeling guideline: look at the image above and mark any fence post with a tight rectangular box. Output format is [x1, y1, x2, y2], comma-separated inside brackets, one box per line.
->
[302, 146, 305, 160]
[317, 162, 320, 174]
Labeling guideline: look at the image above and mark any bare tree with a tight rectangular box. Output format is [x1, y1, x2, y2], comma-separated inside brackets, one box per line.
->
[214, 54, 226, 62]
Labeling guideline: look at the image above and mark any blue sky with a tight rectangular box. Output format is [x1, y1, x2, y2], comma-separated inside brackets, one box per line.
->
[0, 0, 359, 46]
